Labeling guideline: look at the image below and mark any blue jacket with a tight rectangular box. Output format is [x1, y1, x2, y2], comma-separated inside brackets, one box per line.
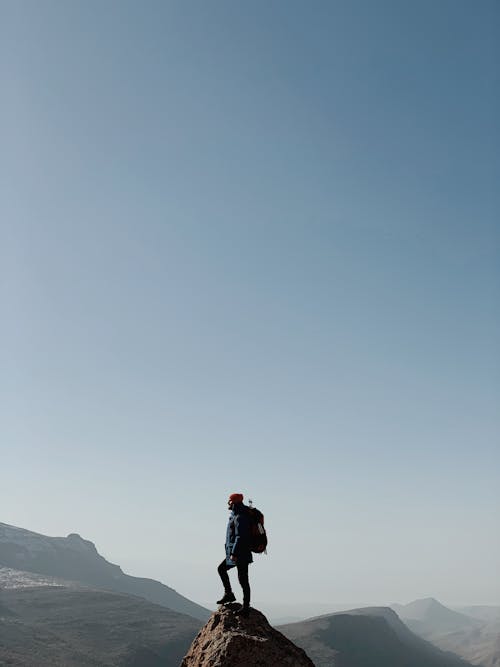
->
[225, 503, 253, 566]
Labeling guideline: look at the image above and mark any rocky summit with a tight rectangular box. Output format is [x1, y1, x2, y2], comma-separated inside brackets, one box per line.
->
[181, 603, 315, 667]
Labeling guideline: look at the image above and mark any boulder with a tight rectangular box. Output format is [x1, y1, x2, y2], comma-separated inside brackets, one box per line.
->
[181, 603, 315, 667]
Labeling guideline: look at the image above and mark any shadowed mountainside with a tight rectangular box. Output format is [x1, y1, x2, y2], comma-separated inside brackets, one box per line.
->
[0, 584, 201, 667]
[279, 606, 475, 667]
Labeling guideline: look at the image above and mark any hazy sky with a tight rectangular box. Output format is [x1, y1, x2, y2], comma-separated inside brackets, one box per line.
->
[1, 1, 499, 610]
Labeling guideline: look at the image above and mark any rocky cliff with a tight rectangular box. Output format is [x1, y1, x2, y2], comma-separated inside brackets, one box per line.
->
[181, 603, 314, 666]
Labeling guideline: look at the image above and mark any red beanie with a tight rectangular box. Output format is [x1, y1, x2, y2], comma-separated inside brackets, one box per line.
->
[228, 493, 244, 504]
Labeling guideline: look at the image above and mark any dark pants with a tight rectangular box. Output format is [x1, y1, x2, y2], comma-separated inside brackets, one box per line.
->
[218, 559, 251, 609]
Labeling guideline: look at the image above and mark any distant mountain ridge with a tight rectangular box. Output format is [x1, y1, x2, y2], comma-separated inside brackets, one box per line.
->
[279, 605, 475, 667]
[0, 521, 210, 621]
[391, 597, 483, 634]
[455, 605, 500, 623]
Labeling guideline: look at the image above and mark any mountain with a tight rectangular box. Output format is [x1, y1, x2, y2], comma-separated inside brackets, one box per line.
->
[0, 578, 201, 666]
[263, 601, 375, 626]
[181, 603, 314, 666]
[391, 598, 500, 667]
[427, 624, 500, 667]
[0, 521, 210, 621]
[279, 606, 475, 667]
[454, 606, 500, 623]
[391, 598, 482, 635]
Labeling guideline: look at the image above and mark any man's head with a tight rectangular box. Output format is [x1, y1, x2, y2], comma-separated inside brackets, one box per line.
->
[228, 492, 244, 510]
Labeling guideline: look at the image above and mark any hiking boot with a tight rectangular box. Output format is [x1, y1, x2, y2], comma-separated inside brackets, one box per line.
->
[217, 592, 236, 604]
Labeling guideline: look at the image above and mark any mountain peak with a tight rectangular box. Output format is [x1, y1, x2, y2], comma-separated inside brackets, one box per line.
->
[411, 597, 443, 611]
[415, 597, 440, 605]
[66, 533, 98, 552]
[181, 603, 314, 666]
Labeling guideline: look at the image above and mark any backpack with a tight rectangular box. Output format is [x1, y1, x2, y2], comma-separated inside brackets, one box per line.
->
[246, 503, 268, 554]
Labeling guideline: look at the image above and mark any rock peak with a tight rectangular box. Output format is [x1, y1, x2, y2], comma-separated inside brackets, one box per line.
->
[181, 603, 314, 667]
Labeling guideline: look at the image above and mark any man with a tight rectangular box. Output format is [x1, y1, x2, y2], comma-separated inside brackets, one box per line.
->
[217, 492, 253, 617]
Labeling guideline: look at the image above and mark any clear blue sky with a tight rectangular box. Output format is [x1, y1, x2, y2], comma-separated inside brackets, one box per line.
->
[1, 1, 498, 609]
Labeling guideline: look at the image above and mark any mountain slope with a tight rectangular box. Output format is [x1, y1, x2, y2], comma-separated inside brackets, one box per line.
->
[427, 625, 500, 667]
[0, 583, 201, 666]
[391, 598, 482, 635]
[454, 606, 500, 623]
[279, 606, 475, 667]
[0, 521, 209, 621]
[391, 598, 500, 667]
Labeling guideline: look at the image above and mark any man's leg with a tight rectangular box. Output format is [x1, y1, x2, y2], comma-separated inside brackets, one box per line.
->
[217, 559, 236, 604]
[236, 561, 250, 611]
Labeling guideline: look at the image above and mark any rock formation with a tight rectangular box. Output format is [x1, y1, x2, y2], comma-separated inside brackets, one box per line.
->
[181, 603, 314, 666]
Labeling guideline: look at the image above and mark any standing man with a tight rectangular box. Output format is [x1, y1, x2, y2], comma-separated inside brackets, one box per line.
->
[217, 492, 252, 617]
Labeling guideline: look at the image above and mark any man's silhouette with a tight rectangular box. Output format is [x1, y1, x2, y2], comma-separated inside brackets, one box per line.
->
[217, 492, 252, 617]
